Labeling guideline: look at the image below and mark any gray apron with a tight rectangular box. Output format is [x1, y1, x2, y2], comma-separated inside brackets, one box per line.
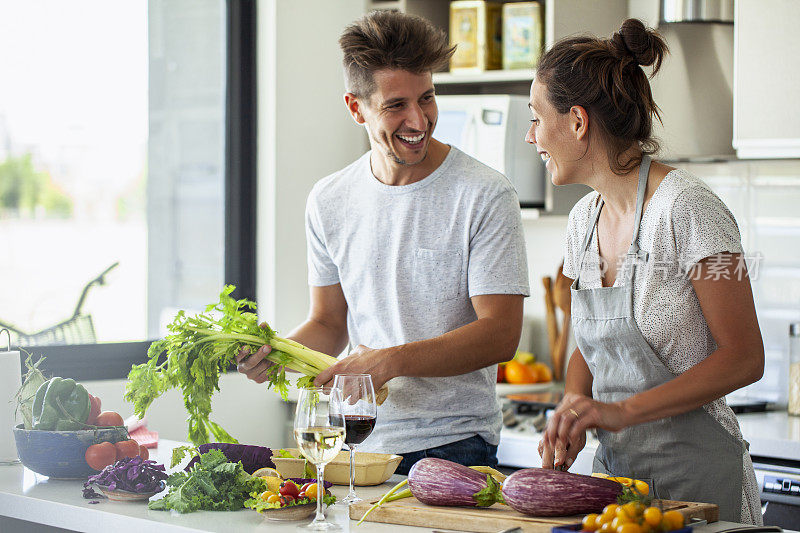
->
[570, 156, 744, 522]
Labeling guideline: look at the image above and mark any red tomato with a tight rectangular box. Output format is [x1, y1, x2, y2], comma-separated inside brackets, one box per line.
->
[139, 445, 149, 460]
[85, 442, 116, 471]
[114, 439, 140, 461]
[95, 411, 124, 427]
[280, 495, 295, 506]
[87, 394, 102, 425]
[300, 482, 313, 493]
[279, 480, 300, 498]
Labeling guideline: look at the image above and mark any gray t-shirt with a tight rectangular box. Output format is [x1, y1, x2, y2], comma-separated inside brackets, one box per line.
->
[305, 146, 530, 454]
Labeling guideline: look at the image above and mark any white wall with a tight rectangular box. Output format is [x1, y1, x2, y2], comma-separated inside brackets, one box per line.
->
[256, 0, 366, 334]
[519, 215, 574, 365]
[84, 373, 289, 446]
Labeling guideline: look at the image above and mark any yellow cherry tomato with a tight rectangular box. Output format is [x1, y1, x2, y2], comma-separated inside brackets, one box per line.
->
[600, 522, 616, 533]
[612, 516, 631, 530]
[618, 523, 642, 533]
[266, 494, 281, 504]
[618, 502, 642, 520]
[582, 513, 600, 532]
[599, 510, 616, 525]
[639, 521, 652, 533]
[663, 510, 685, 531]
[643, 507, 663, 527]
[259, 490, 275, 501]
[603, 504, 620, 516]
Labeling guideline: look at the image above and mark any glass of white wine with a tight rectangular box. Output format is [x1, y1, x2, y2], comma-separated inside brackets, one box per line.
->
[294, 387, 345, 531]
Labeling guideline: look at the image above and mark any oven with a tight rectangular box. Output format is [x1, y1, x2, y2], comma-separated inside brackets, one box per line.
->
[753, 456, 800, 530]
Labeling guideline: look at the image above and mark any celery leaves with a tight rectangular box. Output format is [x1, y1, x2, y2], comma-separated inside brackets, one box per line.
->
[124, 285, 338, 445]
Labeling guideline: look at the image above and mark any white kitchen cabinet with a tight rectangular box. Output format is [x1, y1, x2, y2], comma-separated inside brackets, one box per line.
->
[733, 0, 800, 158]
[367, 0, 625, 214]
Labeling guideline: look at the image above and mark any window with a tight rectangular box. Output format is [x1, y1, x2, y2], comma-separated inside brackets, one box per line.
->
[0, 0, 256, 379]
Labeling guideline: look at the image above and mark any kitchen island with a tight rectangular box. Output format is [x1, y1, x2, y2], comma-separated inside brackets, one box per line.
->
[0, 440, 751, 533]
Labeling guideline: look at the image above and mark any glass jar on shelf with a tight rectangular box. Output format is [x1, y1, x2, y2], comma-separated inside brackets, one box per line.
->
[789, 323, 800, 416]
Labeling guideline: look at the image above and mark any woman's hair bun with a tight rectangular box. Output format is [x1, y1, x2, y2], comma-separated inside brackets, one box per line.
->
[611, 18, 667, 74]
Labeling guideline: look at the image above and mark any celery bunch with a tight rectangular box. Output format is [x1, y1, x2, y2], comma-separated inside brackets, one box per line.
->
[124, 285, 338, 445]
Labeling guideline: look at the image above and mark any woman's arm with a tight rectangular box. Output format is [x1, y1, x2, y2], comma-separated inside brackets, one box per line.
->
[540, 346, 593, 469]
[618, 253, 764, 422]
[552, 253, 764, 448]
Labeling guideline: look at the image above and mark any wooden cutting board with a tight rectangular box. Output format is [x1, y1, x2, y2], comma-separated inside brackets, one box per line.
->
[349, 497, 718, 533]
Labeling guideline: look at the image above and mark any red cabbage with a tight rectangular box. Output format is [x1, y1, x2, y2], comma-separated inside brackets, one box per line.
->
[84, 456, 168, 495]
[288, 478, 333, 489]
[184, 443, 274, 474]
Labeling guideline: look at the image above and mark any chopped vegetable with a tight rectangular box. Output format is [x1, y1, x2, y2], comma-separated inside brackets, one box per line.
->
[245, 492, 336, 512]
[148, 448, 267, 513]
[358, 479, 409, 525]
[14, 352, 48, 429]
[184, 443, 274, 474]
[83, 456, 168, 495]
[124, 285, 340, 445]
[32, 377, 91, 431]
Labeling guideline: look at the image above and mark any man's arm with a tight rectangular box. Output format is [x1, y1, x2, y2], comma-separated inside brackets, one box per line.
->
[286, 284, 350, 356]
[313, 293, 524, 389]
[236, 284, 349, 383]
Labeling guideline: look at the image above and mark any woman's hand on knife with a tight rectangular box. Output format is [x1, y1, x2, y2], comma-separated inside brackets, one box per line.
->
[539, 392, 629, 469]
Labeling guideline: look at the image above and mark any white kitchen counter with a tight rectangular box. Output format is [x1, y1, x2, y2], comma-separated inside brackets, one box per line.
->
[0, 440, 749, 533]
[0, 439, 422, 533]
[737, 411, 800, 461]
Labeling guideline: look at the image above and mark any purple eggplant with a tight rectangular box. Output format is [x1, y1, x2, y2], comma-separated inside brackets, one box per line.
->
[502, 468, 622, 516]
[407, 458, 502, 507]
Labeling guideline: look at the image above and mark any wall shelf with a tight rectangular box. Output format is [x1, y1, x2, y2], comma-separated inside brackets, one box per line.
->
[433, 69, 534, 85]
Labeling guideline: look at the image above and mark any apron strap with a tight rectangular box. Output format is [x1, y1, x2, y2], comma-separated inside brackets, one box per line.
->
[627, 155, 652, 257]
[573, 155, 652, 287]
[573, 199, 604, 286]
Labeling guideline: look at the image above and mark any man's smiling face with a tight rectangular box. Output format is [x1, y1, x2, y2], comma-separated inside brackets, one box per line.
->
[359, 69, 437, 167]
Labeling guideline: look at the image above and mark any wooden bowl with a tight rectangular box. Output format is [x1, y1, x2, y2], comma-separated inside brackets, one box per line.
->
[96, 482, 164, 502]
[273, 449, 402, 486]
[260, 502, 316, 521]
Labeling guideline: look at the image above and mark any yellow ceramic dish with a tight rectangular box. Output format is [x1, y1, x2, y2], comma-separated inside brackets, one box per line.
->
[272, 449, 402, 486]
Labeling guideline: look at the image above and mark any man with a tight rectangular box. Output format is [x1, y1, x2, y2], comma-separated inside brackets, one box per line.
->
[237, 10, 529, 474]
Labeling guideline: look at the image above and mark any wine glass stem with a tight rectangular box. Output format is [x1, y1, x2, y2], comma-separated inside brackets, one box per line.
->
[348, 446, 356, 498]
[314, 464, 325, 524]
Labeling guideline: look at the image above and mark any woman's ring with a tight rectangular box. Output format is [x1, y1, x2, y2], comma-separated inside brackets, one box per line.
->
[569, 408, 580, 419]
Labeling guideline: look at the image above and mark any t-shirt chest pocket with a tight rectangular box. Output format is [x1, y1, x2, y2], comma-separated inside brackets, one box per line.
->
[412, 248, 463, 302]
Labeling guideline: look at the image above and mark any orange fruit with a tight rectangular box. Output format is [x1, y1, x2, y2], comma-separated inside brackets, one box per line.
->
[531, 362, 552, 383]
[504, 360, 537, 384]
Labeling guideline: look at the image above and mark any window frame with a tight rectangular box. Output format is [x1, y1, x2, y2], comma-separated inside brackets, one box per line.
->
[15, 0, 257, 382]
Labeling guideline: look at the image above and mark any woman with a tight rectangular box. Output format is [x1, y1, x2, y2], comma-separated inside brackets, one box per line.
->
[527, 19, 764, 524]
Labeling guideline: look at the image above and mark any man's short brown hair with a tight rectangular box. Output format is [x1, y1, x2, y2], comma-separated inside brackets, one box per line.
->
[339, 10, 455, 100]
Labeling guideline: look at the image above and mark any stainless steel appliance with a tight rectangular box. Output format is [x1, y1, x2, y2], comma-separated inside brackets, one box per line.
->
[660, 0, 734, 24]
[753, 456, 800, 529]
[435, 94, 546, 208]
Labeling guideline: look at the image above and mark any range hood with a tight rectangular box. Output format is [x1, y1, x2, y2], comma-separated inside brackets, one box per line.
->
[649, 1, 735, 160]
[660, 0, 734, 24]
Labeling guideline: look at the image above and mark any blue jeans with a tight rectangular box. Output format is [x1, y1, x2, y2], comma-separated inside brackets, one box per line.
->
[396, 435, 498, 476]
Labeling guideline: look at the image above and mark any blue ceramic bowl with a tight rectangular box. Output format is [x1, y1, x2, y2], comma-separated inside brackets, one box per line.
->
[13, 423, 130, 479]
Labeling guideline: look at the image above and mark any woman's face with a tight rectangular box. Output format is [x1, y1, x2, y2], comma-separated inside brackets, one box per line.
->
[525, 79, 583, 185]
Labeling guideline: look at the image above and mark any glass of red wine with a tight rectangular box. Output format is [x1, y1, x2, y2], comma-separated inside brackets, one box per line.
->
[331, 373, 377, 504]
